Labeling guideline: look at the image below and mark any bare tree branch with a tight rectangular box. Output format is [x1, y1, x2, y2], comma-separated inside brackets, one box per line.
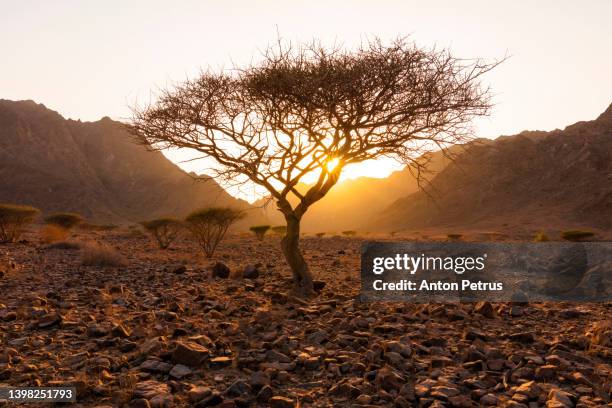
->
[128, 36, 500, 295]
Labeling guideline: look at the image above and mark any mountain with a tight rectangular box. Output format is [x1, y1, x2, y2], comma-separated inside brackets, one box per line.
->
[377, 104, 612, 233]
[255, 149, 456, 233]
[4, 99, 609, 233]
[0, 99, 255, 223]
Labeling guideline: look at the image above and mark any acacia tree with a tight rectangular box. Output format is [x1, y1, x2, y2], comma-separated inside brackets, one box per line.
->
[0, 204, 40, 243]
[141, 218, 183, 249]
[185, 208, 244, 257]
[250, 225, 271, 241]
[129, 38, 498, 295]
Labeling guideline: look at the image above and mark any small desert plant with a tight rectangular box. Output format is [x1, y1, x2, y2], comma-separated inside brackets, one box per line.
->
[0, 203, 40, 243]
[185, 207, 244, 257]
[561, 230, 595, 242]
[80, 242, 126, 267]
[44, 212, 84, 230]
[534, 231, 550, 242]
[315, 232, 325, 238]
[271, 225, 287, 235]
[447, 233, 462, 241]
[140, 218, 183, 249]
[342, 230, 357, 237]
[41, 224, 69, 243]
[250, 225, 271, 241]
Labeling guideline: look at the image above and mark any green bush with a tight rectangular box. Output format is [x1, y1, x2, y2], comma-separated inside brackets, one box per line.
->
[186, 207, 244, 257]
[44, 212, 84, 229]
[342, 230, 357, 237]
[561, 230, 595, 242]
[140, 218, 183, 249]
[0, 203, 40, 243]
[250, 225, 271, 241]
[271, 225, 287, 235]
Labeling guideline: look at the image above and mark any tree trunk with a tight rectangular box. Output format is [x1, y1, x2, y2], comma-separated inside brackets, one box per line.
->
[281, 213, 315, 296]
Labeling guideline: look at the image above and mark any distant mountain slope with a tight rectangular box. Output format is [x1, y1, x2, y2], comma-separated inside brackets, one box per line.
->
[0, 99, 254, 223]
[255, 149, 455, 233]
[377, 104, 612, 232]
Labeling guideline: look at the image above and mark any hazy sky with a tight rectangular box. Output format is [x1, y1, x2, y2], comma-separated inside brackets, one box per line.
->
[2, 1, 611, 199]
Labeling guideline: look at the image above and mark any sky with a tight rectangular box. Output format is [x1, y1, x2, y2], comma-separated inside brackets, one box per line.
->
[1, 0, 611, 201]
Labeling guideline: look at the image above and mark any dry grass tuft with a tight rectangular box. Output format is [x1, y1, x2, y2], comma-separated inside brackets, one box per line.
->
[41, 224, 69, 243]
[80, 242, 126, 267]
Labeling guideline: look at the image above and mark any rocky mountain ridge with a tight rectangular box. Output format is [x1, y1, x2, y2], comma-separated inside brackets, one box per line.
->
[0, 99, 255, 223]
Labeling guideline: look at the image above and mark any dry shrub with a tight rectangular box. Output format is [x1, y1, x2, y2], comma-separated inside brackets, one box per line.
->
[249, 225, 271, 241]
[80, 242, 126, 267]
[186, 207, 245, 257]
[140, 218, 183, 249]
[41, 224, 69, 243]
[0, 203, 40, 243]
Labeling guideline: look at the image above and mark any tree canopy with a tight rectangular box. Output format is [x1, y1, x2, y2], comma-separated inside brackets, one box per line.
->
[129, 37, 499, 294]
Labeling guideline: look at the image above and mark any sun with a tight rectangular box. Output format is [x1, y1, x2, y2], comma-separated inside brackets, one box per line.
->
[325, 157, 340, 172]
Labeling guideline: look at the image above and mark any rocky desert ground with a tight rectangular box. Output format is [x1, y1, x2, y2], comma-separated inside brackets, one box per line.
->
[1, 228, 611, 407]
